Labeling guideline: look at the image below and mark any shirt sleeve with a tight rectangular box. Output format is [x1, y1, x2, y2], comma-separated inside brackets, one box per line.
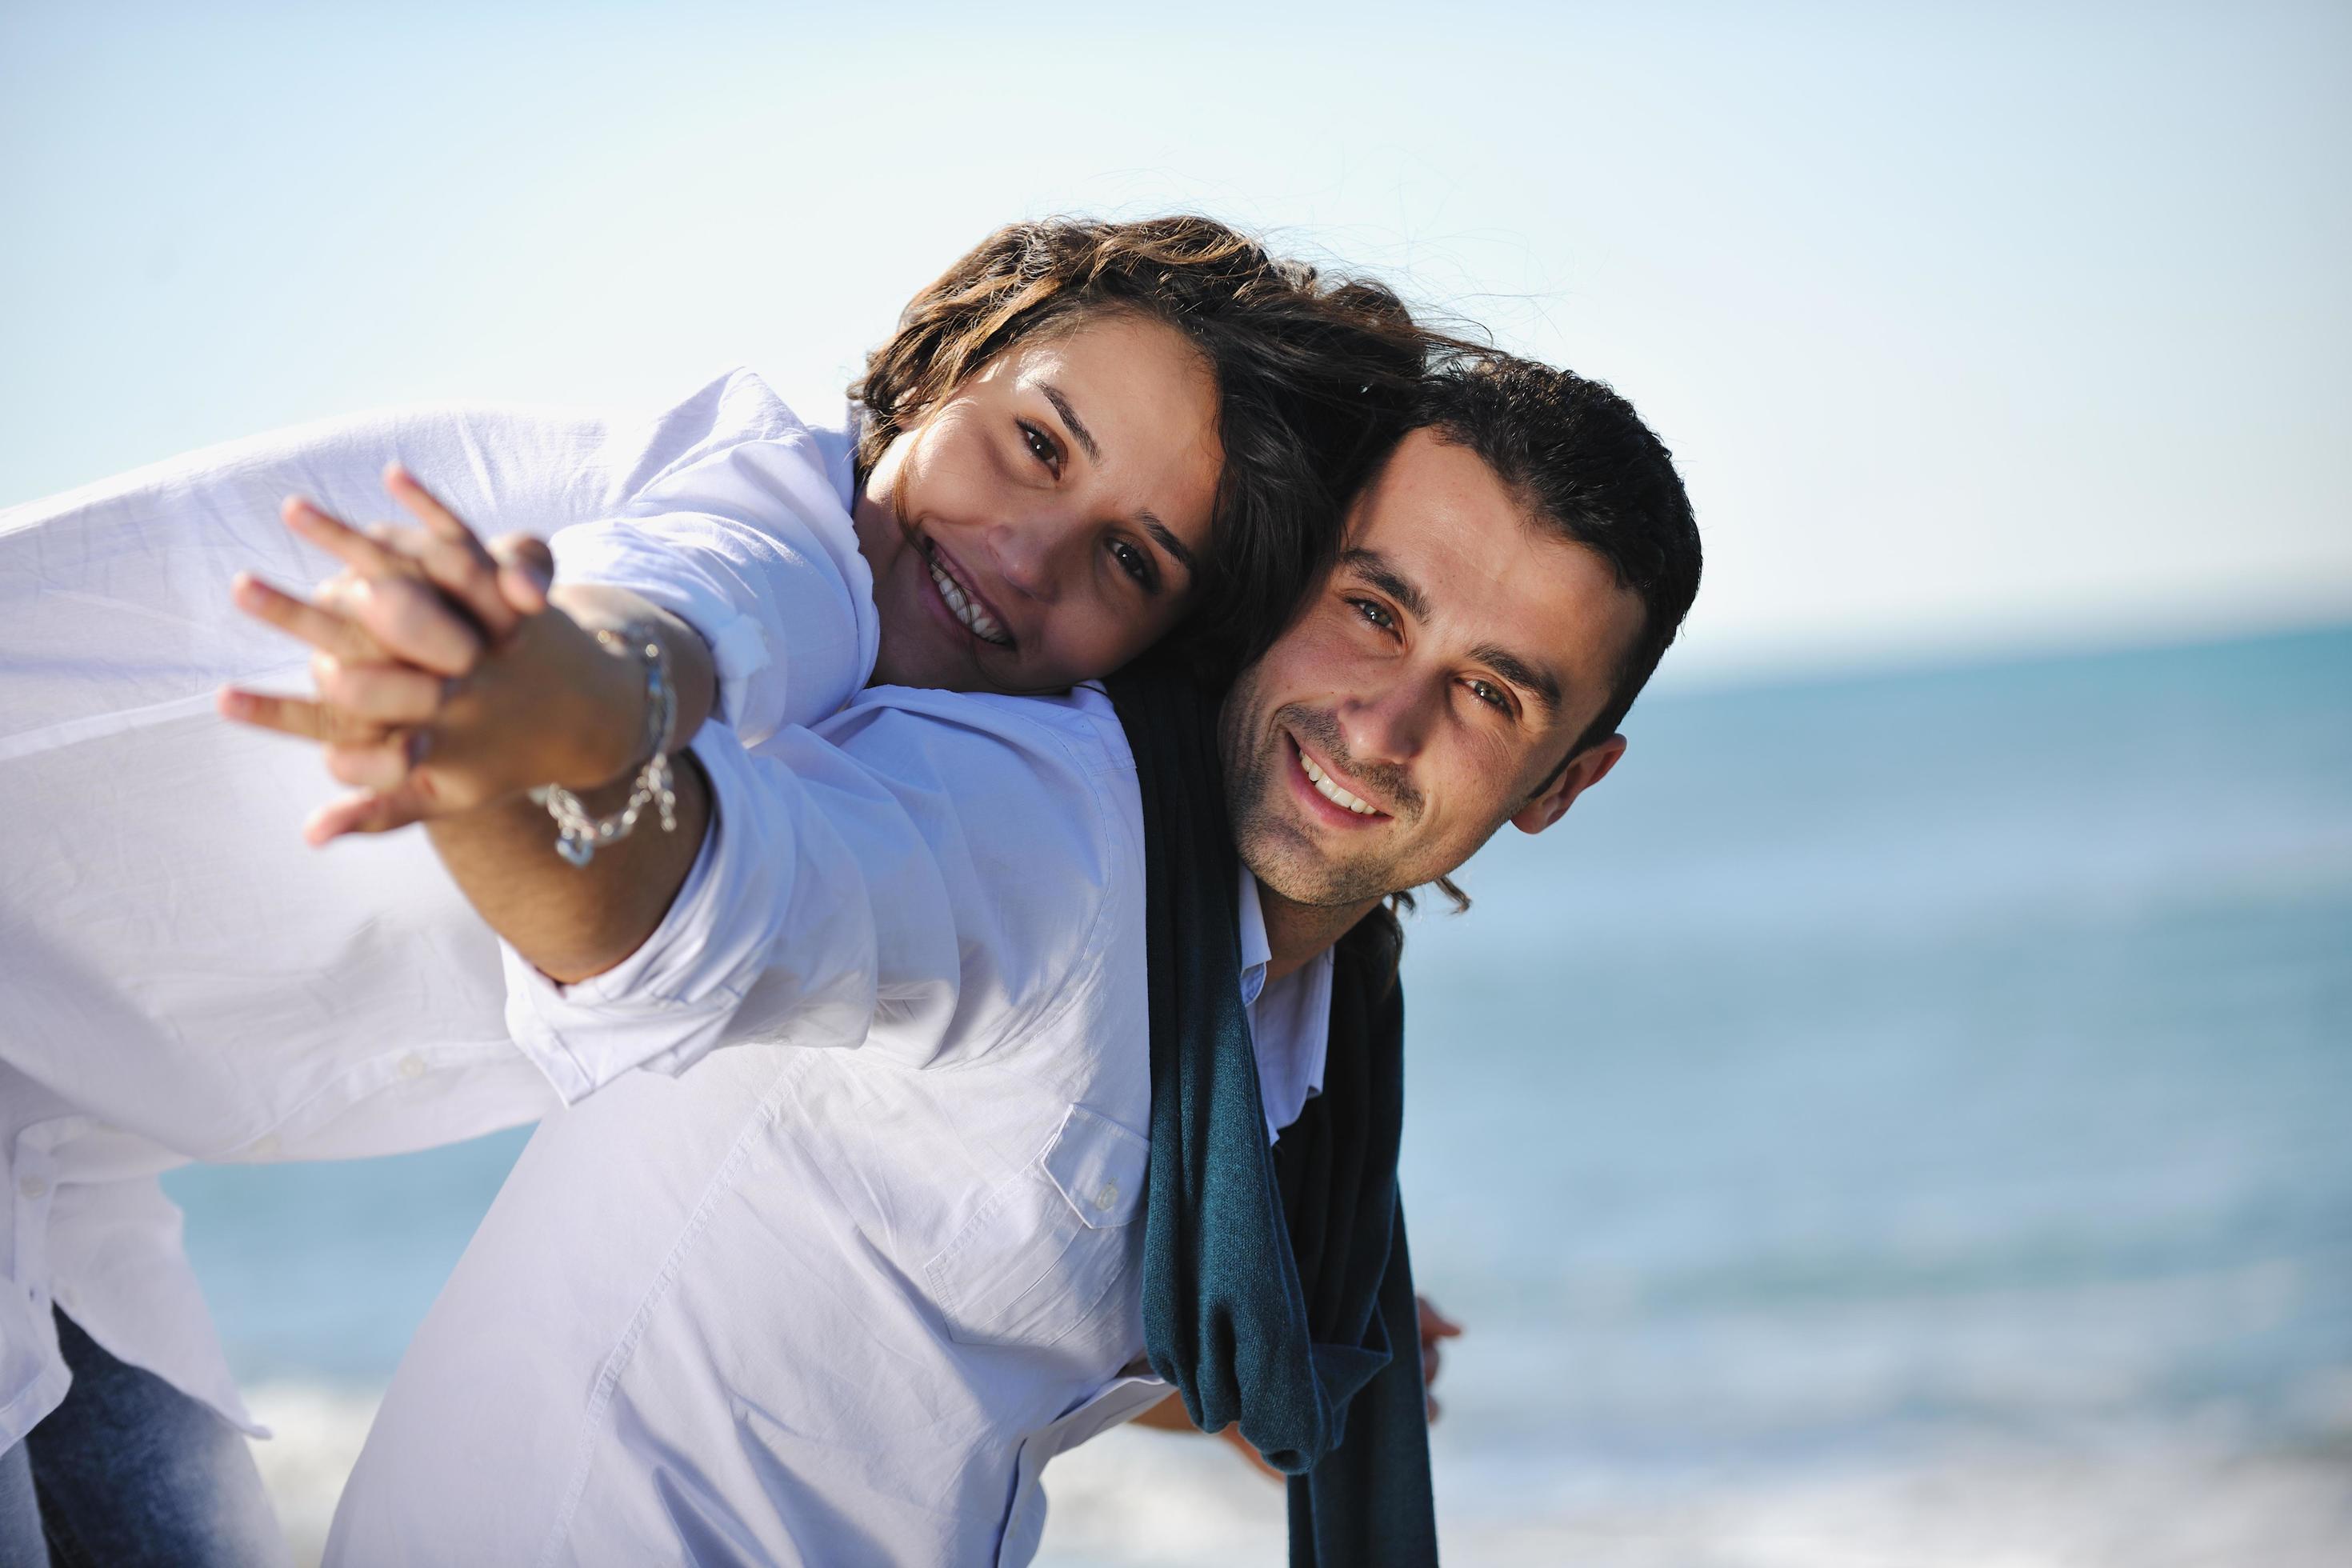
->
[499, 697, 1130, 1101]
[549, 376, 879, 748]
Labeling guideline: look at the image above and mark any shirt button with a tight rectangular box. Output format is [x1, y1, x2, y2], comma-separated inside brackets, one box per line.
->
[1094, 1182, 1118, 1211]
[18, 1176, 48, 1200]
[398, 1054, 426, 1080]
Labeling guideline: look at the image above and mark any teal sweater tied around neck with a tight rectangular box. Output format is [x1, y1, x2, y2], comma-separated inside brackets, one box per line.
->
[1105, 663, 1440, 1566]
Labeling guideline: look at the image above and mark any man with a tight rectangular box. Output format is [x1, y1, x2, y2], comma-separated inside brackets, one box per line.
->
[298, 354, 1701, 1563]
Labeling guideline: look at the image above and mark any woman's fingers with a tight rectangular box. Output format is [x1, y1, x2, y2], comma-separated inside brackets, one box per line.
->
[329, 574, 486, 677]
[488, 533, 555, 615]
[383, 462, 473, 543]
[310, 654, 451, 726]
[232, 573, 383, 663]
[282, 496, 414, 579]
[324, 734, 418, 793]
[286, 474, 546, 646]
[217, 686, 390, 748]
[305, 788, 426, 844]
[250, 564, 480, 678]
[383, 465, 526, 638]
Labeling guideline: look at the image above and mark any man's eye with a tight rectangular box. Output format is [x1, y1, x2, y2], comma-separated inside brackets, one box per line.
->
[1350, 598, 1395, 634]
[1466, 678, 1511, 712]
[1109, 538, 1158, 591]
[1019, 422, 1061, 474]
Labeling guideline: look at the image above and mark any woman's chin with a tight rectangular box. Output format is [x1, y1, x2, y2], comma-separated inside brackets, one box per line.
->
[871, 570, 1004, 693]
[872, 621, 980, 694]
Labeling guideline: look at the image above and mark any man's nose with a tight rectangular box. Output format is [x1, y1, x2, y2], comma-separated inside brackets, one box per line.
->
[1337, 678, 1434, 770]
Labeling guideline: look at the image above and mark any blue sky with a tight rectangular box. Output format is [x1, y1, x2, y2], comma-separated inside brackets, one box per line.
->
[5, 2, 2346, 681]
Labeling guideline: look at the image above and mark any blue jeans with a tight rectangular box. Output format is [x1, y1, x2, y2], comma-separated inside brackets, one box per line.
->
[0, 1309, 286, 1567]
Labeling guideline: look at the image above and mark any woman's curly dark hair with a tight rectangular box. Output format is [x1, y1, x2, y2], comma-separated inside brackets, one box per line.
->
[852, 215, 1463, 678]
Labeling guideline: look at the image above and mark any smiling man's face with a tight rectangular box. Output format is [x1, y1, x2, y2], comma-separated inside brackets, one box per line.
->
[1220, 426, 1649, 910]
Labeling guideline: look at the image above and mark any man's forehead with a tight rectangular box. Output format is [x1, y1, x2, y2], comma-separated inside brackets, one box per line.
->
[1345, 434, 1588, 595]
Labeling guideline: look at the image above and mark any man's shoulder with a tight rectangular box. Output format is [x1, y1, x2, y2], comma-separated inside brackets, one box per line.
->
[806, 682, 1144, 988]
[777, 684, 1146, 1074]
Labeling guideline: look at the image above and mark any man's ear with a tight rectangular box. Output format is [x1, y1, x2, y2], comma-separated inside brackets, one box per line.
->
[1512, 734, 1626, 835]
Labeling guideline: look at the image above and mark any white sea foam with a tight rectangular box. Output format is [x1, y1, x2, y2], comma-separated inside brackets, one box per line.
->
[242, 1381, 382, 1567]
[1027, 1420, 2352, 1567]
[238, 1392, 2352, 1568]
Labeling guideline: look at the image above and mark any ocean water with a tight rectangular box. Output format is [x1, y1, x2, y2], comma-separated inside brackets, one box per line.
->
[164, 625, 2352, 1564]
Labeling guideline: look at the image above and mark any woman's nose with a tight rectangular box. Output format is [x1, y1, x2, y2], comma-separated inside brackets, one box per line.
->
[985, 516, 1061, 602]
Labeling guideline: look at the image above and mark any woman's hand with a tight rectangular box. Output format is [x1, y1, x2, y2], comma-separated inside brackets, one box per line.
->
[218, 465, 648, 842]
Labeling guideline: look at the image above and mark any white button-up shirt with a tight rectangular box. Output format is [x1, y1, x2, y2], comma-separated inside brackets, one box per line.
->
[330, 679, 1336, 1565]
[0, 371, 876, 1450]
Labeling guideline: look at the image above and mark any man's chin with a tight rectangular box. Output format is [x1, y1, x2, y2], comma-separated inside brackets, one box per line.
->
[1228, 737, 1403, 907]
[1237, 828, 1398, 912]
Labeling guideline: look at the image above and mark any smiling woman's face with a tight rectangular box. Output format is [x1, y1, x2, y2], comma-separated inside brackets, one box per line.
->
[853, 310, 1225, 694]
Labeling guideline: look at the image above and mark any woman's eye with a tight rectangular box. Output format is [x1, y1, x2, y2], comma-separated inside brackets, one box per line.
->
[1019, 421, 1061, 474]
[1109, 538, 1158, 591]
[1350, 598, 1396, 634]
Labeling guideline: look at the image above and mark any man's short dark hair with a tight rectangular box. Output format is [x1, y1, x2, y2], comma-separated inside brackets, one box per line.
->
[1414, 355, 1702, 766]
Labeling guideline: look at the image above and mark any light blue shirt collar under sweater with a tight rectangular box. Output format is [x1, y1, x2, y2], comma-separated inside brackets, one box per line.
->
[1238, 867, 1334, 1142]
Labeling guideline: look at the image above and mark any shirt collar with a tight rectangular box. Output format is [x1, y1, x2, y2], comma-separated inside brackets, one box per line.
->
[807, 400, 863, 515]
[1235, 870, 1334, 1142]
[1236, 866, 1273, 1010]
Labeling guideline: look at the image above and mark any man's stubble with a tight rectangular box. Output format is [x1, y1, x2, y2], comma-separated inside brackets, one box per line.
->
[1218, 672, 1424, 911]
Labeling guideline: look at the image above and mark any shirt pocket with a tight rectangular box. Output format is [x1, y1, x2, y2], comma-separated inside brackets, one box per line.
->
[923, 1103, 1148, 1351]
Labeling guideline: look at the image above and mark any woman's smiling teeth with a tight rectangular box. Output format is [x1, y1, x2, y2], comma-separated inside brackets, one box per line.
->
[1299, 749, 1379, 815]
[926, 550, 1012, 647]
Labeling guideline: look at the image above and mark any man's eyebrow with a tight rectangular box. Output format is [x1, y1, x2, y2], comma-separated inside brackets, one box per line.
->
[1338, 547, 1431, 622]
[1140, 513, 1198, 581]
[1473, 643, 1564, 718]
[1039, 383, 1100, 463]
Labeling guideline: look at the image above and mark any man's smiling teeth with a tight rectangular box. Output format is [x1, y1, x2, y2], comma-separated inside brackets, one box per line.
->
[927, 556, 1011, 646]
[1299, 750, 1378, 814]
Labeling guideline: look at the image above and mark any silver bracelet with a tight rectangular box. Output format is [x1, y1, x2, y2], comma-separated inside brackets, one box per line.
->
[528, 622, 680, 868]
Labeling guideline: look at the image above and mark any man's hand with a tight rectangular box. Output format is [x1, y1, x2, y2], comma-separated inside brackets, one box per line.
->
[1416, 1294, 1464, 1425]
[1131, 1293, 1466, 1482]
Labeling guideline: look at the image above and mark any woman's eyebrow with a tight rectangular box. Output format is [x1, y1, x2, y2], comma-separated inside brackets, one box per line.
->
[1039, 384, 1101, 462]
[1140, 514, 1198, 581]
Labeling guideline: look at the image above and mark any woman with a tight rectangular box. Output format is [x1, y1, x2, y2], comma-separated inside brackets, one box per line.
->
[0, 215, 1438, 1566]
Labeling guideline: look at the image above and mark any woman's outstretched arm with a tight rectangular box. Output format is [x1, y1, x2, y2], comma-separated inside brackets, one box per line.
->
[222, 468, 720, 982]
